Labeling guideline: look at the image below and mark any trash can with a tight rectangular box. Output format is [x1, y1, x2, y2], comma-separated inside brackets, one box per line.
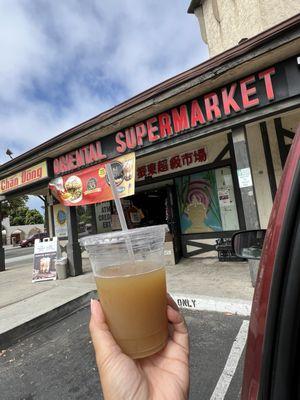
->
[55, 257, 68, 280]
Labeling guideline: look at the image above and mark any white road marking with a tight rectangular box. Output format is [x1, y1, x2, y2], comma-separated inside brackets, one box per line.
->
[209, 320, 250, 400]
[6, 254, 33, 264]
[171, 293, 251, 316]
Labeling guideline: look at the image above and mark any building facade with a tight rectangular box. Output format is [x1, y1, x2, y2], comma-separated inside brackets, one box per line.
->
[0, 7, 299, 274]
[188, 0, 300, 56]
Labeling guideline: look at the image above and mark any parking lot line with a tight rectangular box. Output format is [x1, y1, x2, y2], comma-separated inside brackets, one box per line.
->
[171, 293, 252, 316]
[209, 320, 249, 400]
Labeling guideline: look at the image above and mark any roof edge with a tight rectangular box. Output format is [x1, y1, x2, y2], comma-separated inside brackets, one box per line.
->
[1, 12, 300, 174]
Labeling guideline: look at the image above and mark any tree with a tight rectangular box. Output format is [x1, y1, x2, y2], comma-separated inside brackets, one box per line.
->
[25, 209, 44, 225]
[0, 196, 28, 221]
[9, 206, 28, 226]
[1, 196, 44, 226]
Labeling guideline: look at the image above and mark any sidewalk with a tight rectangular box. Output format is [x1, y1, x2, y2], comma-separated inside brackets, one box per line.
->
[0, 257, 254, 346]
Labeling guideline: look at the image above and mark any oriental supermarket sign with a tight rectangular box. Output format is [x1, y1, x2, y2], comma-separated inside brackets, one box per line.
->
[0, 161, 48, 194]
[53, 57, 300, 176]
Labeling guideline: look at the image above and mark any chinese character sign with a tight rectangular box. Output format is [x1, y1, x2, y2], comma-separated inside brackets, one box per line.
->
[136, 147, 207, 181]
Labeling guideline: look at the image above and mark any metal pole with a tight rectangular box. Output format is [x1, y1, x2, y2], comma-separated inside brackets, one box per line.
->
[0, 200, 6, 271]
[66, 206, 82, 276]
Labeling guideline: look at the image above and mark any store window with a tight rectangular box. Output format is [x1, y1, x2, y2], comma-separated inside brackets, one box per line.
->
[95, 201, 113, 233]
[76, 205, 93, 236]
[175, 166, 239, 234]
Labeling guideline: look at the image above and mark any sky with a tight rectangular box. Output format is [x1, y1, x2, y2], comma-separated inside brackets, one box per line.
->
[0, 0, 208, 211]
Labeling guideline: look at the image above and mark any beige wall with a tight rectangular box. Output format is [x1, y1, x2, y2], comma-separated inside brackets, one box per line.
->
[281, 110, 300, 135]
[193, 0, 300, 57]
[246, 123, 273, 229]
[246, 108, 300, 228]
[265, 108, 299, 186]
[266, 119, 283, 187]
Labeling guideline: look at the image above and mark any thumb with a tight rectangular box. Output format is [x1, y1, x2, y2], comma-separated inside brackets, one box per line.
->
[89, 299, 122, 365]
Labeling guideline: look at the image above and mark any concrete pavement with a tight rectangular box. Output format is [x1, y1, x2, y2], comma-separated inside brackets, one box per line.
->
[0, 255, 254, 347]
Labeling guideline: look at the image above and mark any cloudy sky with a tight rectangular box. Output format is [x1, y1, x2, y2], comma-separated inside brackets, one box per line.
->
[0, 0, 207, 210]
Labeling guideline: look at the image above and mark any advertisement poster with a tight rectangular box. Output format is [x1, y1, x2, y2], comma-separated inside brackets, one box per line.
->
[32, 238, 59, 282]
[215, 167, 240, 231]
[237, 167, 253, 188]
[176, 171, 222, 233]
[218, 189, 231, 206]
[49, 153, 135, 207]
[53, 204, 68, 238]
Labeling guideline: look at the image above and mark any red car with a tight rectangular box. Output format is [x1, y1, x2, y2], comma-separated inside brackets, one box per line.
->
[19, 232, 49, 247]
[233, 126, 300, 399]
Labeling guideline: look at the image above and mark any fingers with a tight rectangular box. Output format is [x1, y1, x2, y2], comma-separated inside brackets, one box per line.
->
[89, 299, 122, 366]
[166, 294, 189, 353]
[167, 293, 180, 311]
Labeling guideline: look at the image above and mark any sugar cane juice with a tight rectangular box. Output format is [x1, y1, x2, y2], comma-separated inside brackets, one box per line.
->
[95, 262, 168, 359]
[80, 225, 169, 359]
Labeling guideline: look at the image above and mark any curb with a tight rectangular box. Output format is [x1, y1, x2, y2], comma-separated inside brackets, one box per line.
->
[0, 290, 97, 349]
[1, 291, 251, 349]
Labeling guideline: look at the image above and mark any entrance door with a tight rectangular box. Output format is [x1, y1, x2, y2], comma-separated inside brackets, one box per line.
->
[166, 186, 182, 263]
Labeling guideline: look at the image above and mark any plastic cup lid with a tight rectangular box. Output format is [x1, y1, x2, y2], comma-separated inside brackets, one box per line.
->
[79, 224, 168, 246]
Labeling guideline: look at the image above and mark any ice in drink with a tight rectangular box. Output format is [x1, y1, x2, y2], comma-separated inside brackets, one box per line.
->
[95, 262, 168, 359]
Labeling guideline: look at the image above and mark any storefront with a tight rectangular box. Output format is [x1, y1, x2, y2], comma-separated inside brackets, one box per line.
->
[0, 14, 299, 273]
[0, 161, 51, 270]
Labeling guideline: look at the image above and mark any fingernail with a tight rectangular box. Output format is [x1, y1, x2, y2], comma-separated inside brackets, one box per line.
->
[90, 299, 97, 315]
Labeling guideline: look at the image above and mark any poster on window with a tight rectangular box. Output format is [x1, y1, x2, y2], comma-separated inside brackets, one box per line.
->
[176, 167, 240, 233]
[95, 202, 112, 233]
[176, 171, 222, 233]
[53, 204, 68, 238]
[215, 167, 240, 231]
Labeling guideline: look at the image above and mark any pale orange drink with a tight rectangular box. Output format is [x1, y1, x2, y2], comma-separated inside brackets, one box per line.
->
[80, 225, 168, 359]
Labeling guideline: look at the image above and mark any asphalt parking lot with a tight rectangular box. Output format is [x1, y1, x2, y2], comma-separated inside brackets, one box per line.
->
[0, 305, 248, 400]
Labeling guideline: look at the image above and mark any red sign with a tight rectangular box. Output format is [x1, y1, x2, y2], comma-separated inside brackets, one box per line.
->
[137, 147, 207, 181]
[49, 154, 135, 206]
[53, 66, 276, 176]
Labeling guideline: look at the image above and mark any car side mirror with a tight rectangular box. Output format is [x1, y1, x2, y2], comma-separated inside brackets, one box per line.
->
[232, 230, 266, 260]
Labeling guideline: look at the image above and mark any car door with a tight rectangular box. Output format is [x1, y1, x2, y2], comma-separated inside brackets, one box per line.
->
[241, 127, 300, 399]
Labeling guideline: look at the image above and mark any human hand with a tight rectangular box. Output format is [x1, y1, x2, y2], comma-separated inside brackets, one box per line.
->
[89, 294, 189, 400]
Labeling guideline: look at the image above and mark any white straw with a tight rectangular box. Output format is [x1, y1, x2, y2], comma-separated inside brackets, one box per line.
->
[106, 163, 128, 231]
[106, 163, 134, 259]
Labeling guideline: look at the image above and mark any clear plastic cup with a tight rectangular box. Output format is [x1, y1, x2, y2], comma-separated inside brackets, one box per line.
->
[80, 224, 168, 359]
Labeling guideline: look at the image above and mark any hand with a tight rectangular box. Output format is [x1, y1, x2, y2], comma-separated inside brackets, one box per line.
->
[89, 294, 189, 400]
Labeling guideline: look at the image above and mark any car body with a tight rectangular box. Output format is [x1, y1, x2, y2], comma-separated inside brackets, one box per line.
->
[19, 232, 49, 247]
[240, 126, 300, 399]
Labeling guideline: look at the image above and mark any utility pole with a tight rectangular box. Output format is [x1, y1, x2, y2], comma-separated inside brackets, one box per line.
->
[0, 196, 6, 271]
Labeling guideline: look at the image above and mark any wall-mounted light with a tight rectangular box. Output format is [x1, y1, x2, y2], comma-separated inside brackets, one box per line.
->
[5, 149, 13, 159]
